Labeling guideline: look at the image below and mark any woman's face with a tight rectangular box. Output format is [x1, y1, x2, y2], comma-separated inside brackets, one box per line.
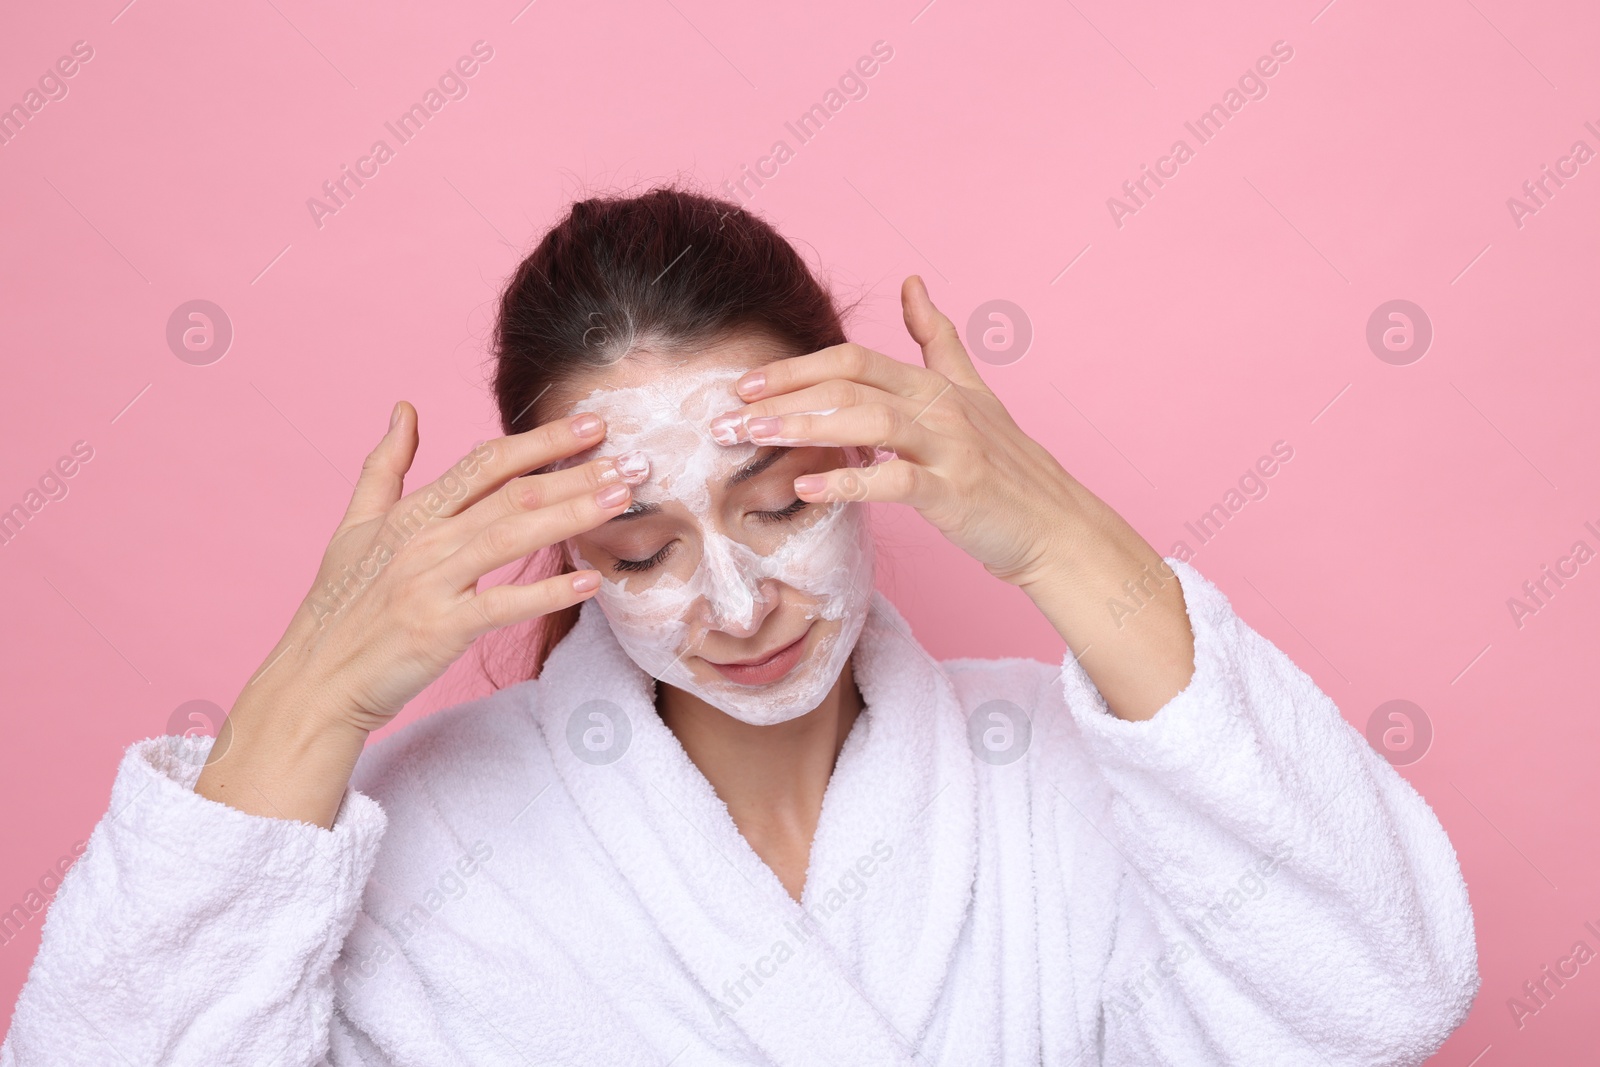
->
[548, 336, 876, 725]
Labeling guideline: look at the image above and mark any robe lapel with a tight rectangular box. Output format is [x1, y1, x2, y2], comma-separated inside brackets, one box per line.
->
[531, 592, 977, 1065]
[794, 592, 978, 1046]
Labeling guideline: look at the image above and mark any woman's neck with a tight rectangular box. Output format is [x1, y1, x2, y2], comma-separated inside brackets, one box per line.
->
[657, 662, 864, 903]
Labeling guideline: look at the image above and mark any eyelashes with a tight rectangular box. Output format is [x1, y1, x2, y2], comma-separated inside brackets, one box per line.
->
[752, 498, 808, 524]
[614, 543, 672, 573]
[611, 499, 810, 573]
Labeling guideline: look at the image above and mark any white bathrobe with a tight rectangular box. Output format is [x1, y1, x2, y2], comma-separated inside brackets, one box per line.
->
[1, 558, 1479, 1066]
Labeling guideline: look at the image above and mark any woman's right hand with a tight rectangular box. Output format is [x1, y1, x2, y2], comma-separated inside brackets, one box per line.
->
[193, 401, 642, 828]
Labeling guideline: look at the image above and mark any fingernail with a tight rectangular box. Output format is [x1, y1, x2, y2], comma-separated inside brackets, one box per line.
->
[389, 402, 401, 432]
[595, 460, 619, 485]
[571, 413, 602, 437]
[595, 483, 630, 507]
[737, 372, 765, 397]
[572, 572, 601, 593]
[746, 416, 781, 439]
[615, 450, 650, 484]
[709, 414, 742, 445]
[794, 475, 825, 496]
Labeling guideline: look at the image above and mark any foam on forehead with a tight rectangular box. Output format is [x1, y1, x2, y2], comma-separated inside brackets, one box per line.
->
[556, 364, 758, 514]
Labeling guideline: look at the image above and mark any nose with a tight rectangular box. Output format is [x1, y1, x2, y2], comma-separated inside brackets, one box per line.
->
[699, 538, 778, 638]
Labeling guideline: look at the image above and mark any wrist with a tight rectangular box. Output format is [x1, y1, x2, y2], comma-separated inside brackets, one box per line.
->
[193, 681, 371, 829]
[1012, 481, 1143, 596]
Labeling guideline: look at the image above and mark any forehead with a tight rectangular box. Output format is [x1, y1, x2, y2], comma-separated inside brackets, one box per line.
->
[560, 364, 745, 439]
[549, 342, 788, 507]
[538, 332, 790, 423]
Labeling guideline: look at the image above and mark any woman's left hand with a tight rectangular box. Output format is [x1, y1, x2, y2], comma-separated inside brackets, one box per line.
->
[707, 275, 1084, 588]
[708, 274, 1195, 721]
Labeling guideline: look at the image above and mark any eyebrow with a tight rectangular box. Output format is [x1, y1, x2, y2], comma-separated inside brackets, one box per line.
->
[610, 501, 661, 522]
[725, 446, 790, 488]
[605, 447, 791, 523]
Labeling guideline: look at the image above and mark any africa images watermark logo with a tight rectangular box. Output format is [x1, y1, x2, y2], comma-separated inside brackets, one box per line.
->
[307, 441, 494, 626]
[0, 40, 95, 149]
[705, 838, 894, 1016]
[306, 41, 495, 230]
[0, 440, 95, 550]
[1106, 842, 1294, 1021]
[719, 40, 895, 205]
[1106, 40, 1296, 229]
[333, 839, 494, 995]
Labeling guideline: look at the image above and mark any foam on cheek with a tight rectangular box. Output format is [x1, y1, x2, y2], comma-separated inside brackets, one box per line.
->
[555, 364, 876, 725]
[573, 499, 870, 673]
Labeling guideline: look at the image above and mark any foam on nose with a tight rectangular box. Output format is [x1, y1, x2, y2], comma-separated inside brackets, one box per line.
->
[700, 534, 764, 636]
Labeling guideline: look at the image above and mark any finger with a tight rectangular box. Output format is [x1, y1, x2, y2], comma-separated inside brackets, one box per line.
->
[902, 275, 990, 393]
[449, 568, 603, 644]
[708, 380, 920, 445]
[728, 342, 942, 407]
[737, 401, 941, 458]
[433, 478, 636, 590]
[437, 450, 650, 554]
[391, 411, 609, 528]
[338, 401, 419, 533]
[792, 457, 944, 511]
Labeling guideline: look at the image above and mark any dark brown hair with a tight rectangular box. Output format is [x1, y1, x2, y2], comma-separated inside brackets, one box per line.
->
[477, 182, 861, 687]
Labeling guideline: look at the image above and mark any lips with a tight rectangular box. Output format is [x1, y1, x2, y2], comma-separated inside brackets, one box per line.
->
[705, 624, 812, 686]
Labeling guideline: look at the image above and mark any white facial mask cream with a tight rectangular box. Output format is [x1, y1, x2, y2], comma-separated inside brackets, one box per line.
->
[552, 364, 875, 726]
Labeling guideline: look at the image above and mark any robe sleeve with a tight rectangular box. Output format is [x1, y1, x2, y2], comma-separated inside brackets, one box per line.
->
[0, 734, 390, 1067]
[1048, 557, 1479, 1066]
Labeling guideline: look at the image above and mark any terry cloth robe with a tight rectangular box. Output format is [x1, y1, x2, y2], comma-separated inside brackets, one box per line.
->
[1, 558, 1479, 1066]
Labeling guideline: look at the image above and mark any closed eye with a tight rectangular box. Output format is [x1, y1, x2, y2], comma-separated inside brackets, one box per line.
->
[614, 543, 674, 572]
[612, 499, 808, 572]
[753, 498, 808, 524]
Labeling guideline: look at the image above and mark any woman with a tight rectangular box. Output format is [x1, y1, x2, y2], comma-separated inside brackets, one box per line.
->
[2, 187, 1478, 1065]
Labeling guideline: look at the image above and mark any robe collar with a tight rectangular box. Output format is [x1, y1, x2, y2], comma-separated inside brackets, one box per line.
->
[532, 590, 978, 1065]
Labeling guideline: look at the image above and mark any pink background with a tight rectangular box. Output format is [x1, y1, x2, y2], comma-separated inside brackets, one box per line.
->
[2, 0, 1596, 1058]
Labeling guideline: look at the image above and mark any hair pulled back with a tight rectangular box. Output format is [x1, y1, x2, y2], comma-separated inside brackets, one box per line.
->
[481, 183, 857, 683]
